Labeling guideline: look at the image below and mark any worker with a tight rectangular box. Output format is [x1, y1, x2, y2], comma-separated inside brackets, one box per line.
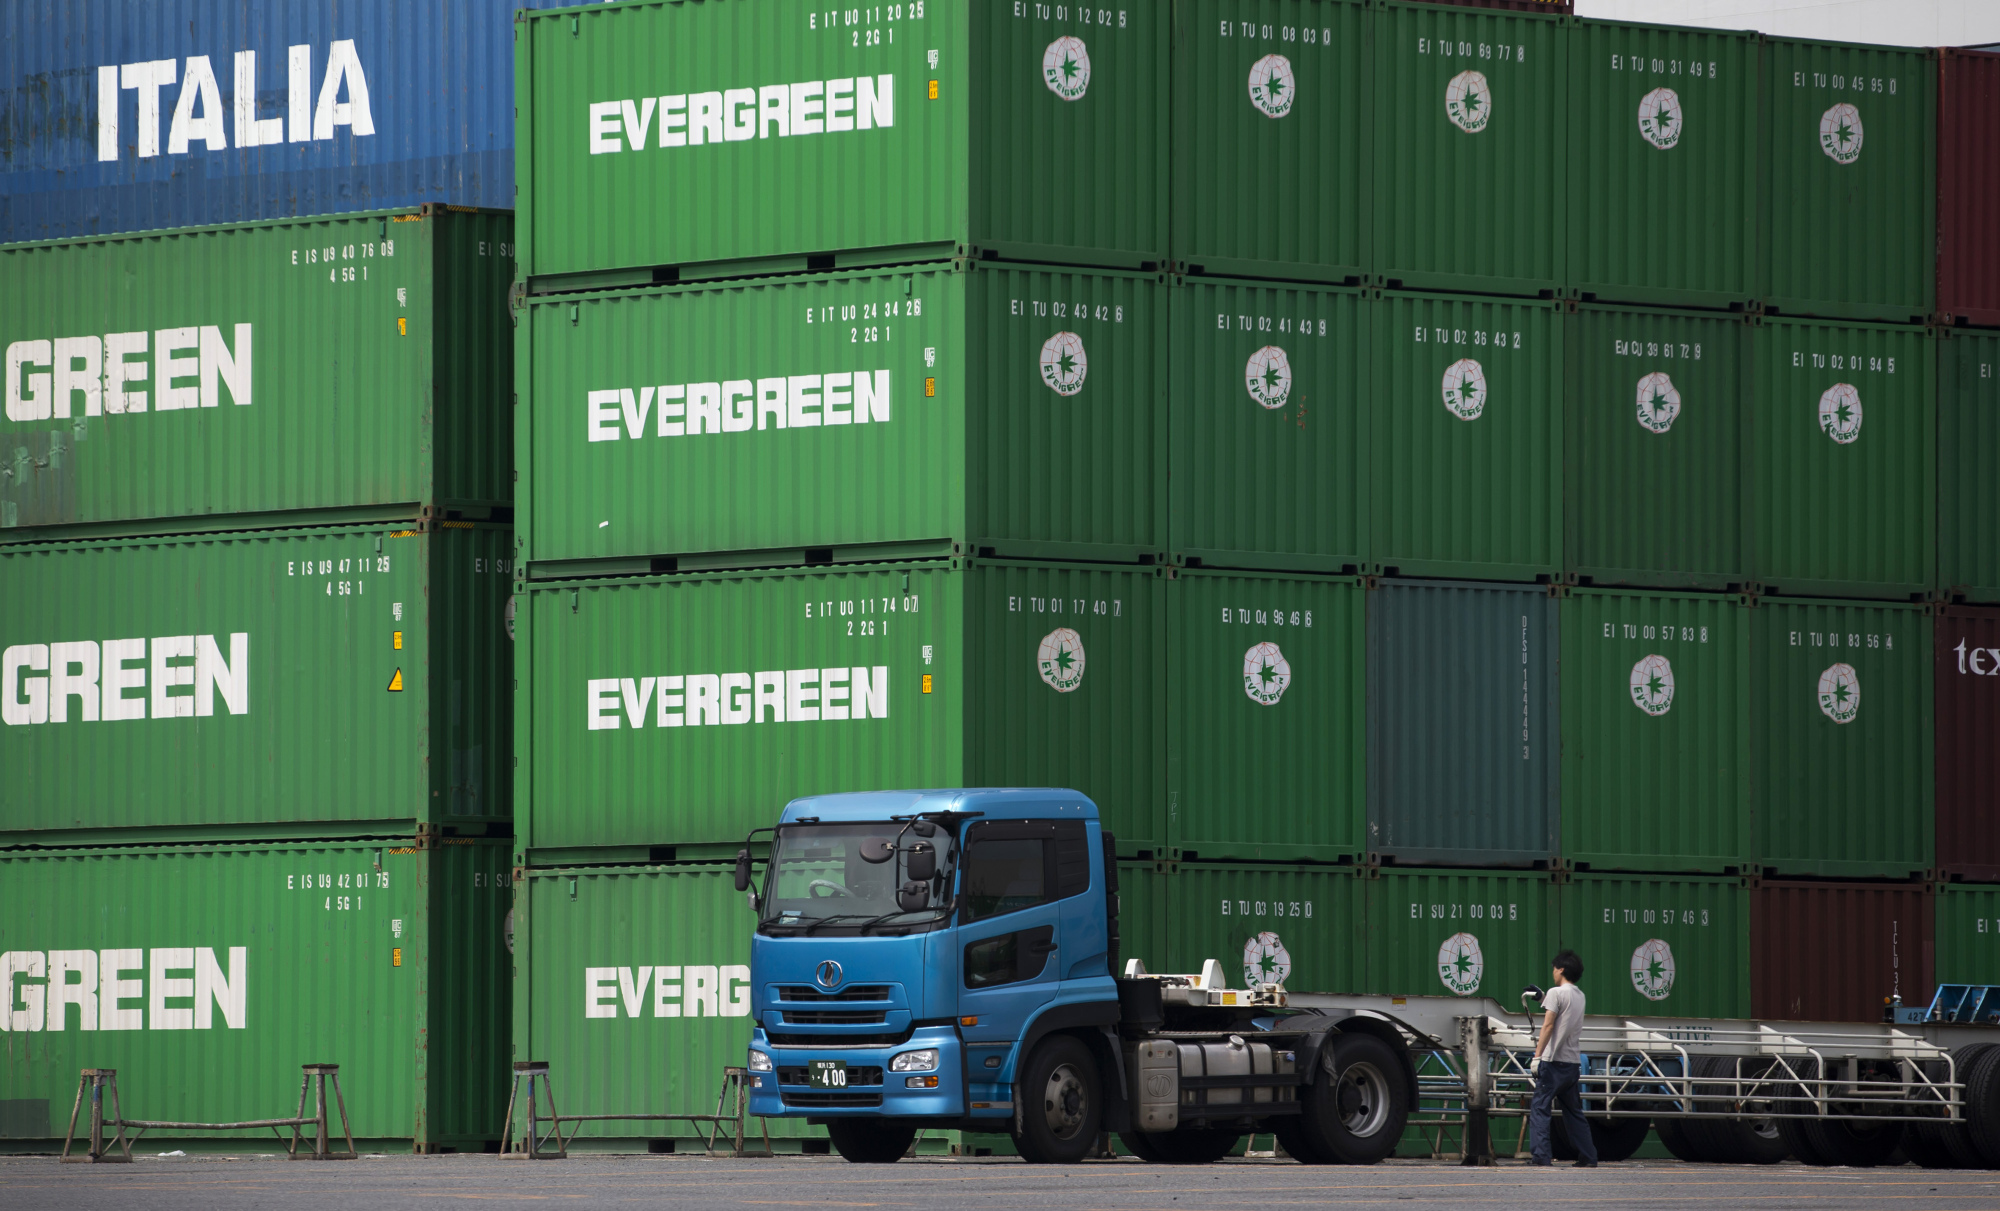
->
[1528, 949, 1597, 1167]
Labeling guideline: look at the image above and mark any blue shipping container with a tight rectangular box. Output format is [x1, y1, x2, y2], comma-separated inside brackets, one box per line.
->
[0, 0, 545, 242]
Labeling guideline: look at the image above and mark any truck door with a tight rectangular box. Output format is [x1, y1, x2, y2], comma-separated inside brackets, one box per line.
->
[955, 820, 1091, 1066]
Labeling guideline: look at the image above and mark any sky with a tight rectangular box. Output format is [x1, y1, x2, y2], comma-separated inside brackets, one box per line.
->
[1575, 0, 2000, 47]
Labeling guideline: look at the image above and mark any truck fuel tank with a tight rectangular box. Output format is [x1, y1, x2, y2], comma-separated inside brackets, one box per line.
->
[1126, 1039, 1180, 1133]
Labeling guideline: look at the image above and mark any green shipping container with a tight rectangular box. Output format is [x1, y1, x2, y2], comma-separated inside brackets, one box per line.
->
[1565, 305, 1748, 590]
[515, 559, 1165, 857]
[1362, 868, 1555, 1001]
[1939, 329, 2000, 603]
[1114, 860, 1167, 978]
[1167, 569, 1364, 864]
[1168, 276, 1369, 574]
[514, 0, 1168, 284]
[1750, 317, 1934, 600]
[0, 209, 512, 538]
[1935, 885, 2000, 987]
[1371, 2, 1567, 297]
[1561, 589, 1752, 873]
[1161, 863, 1366, 995]
[1558, 873, 1752, 1021]
[1752, 598, 1933, 881]
[1373, 292, 1561, 582]
[1762, 38, 1934, 322]
[0, 839, 509, 1152]
[518, 262, 1164, 569]
[1171, 0, 1370, 284]
[1566, 21, 1758, 309]
[0, 523, 513, 842]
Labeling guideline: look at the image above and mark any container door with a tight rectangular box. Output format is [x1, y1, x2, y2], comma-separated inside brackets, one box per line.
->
[955, 821, 1086, 1093]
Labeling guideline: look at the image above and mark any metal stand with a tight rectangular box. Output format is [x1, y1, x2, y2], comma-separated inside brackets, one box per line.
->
[500, 1062, 568, 1159]
[499, 1062, 774, 1158]
[59, 1070, 132, 1163]
[59, 1064, 355, 1160]
[705, 1067, 772, 1157]
[287, 1065, 359, 1160]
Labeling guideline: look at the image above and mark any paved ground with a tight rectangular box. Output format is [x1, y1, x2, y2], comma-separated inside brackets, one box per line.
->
[6, 1153, 1999, 1210]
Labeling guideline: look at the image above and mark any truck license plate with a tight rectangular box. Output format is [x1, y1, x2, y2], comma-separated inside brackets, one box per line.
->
[808, 1060, 848, 1089]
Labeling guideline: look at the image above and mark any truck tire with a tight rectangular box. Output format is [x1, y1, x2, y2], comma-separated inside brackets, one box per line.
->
[1655, 1119, 1706, 1162]
[1116, 1131, 1167, 1162]
[1777, 1116, 1904, 1168]
[1013, 1035, 1103, 1164]
[1680, 1057, 1789, 1164]
[1118, 1128, 1241, 1164]
[1271, 1117, 1336, 1165]
[1711, 1117, 1791, 1165]
[1551, 1115, 1649, 1162]
[1963, 1042, 2000, 1167]
[1299, 1031, 1410, 1165]
[1904, 1122, 1965, 1169]
[825, 1119, 917, 1164]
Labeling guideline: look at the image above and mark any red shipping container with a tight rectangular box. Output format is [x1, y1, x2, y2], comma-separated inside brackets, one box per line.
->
[1752, 879, 1933, 1022]
[1938, 48, 2000, 327]
[1936, 607, 2000, 880]
[1421, 0, 1570, 11]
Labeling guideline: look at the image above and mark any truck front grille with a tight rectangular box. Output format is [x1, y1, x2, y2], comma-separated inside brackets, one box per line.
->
[781, 1091, 883, 1108]
[779, 1009, 890, 1025]
[777, 1066, 884, 1087]
[766, 1030, 910, 1048]
[775, 985, 892, 1003]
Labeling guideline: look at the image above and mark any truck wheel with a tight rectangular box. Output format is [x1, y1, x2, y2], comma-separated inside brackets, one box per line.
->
[1904, 1122, 1965, 1169]
[1777, 1116, 1903, 1168]
[825, 1119, 917, 1164]
[1013, 1035, 1102, 1164]
[1962, 1042, 2000, 1167]
[1655, 1119, 1705, 1162]
[1300, 1032, 1410, 1165]
[1271, 1117, 1335, 1164]
[1551, 1115, 1649, 1162]
[1116, 1131, 1167, 1162]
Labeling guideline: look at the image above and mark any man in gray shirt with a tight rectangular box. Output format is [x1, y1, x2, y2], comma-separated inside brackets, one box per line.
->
[1528, 949, 1597, 1166]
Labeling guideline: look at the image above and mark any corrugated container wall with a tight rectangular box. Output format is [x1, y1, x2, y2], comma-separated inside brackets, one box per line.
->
[2, 209, 513, 538]
[1565, 306, 1748, 591]
[1372, 292, 1562, 583]
[1362, 869, 1555, 1001]
[0, 524, 514, 843]
[1933, 50, 2000, 327]
[518, 263, 1164, 569]
[1560, 589, 1751, 873]
[1558, 874, 1751, 1021]
[1167, 571, 1364, 864]
[515, 560, 1165, 857]
[514, 1, 1168, 283]
[1168, 277, 1369, 575]
[1938, 329, 2000, 602]
[1750, 317, 1934, 599]
[1933, 608, 2000, 881]
[0, 0, 537, 243]
[1366, 579, 1558, 868]
[1162, 864, 1366, 994]
[1761, 38, 1935, 322]
[1753, 879, 1933, 1023]
[1371, 2, 1567, 297]
[1115, 860, 1167, 978]
[1936, 885, 2000, 988]
[1171, 0, 1370, 284]
[0, 839, 510, 1149]
[1566, 21, 1758, 309]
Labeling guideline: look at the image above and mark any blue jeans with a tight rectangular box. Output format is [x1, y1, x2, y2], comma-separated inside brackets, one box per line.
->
[1528, 1060, 1598, 1164]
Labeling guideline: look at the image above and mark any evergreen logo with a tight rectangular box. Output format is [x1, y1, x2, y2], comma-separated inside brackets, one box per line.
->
[1244, 346, 1293, 410]
[1242, 642, 1292, 706]
[1637, 87, 1684, 150]
[1039, 332, 1089, 397]
[1629, 654, 1675, 716]
[1243, 931, 1293, 987]
[1247, 55, 1297, 119]
[1438, 932, 1484, 996]
[1630, 938, 1676, 1002]
[1818, 383, 1863, 444]
[1042, 37, 1092, 101]
[1635, 371, 1682, 434]
[1817, 662, 1860, 723]
[1445, 70, 1492, 133]
[1037, 627, 1087, 693]
[1819, 102, 1864, 164]
[1441, 358, 1487, 421]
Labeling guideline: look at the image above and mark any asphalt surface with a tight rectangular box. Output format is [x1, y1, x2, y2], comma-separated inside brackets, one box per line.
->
[6, 1153, 1999, 1210]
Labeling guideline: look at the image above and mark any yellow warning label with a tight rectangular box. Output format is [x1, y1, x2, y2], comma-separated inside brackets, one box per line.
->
[925, 377, 936, 397]
[928, 80, 939, 100]
[397, 317, 408, 336]
[387, 669, 404, 692]
[392, 948, 403, 968]
[393, 631, 403, 650]
[922, 674, 933, 694]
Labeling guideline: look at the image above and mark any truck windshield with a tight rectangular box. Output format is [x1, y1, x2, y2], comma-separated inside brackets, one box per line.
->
[758, 822, 956, 936]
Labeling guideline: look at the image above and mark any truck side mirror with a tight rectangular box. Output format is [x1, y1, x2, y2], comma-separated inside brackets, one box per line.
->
[911, 820, 937, 837]
[906, 841, 936, 882]
[733, 848, 753, 893]
[897, 880, 930, 913]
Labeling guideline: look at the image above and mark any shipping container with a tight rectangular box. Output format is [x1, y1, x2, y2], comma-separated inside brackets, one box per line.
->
[1752, 598, 1933, 881]
[1167, 570, 1364, 864]
[1565, 305, 1748, 591]
[1560, 588, 1752, 874]
[1168, 276, 1369, 575]
[1160, 863, 1366, 994]
[515, 559, 1165, 857]
[0, 838, 509, 1151]
[0, 0, 540, 244]
[1749, 317, 1934, 600]
[1935, 885, 2000, 989]
[1558, 873, 1751, 1021]
[1361, 868, 1555, 1001]
[518, 261, 1163, 570]
[1371, 2, 1567, 297]
[1938, 328, 2000, 602]
[1115, 860, 1167, 980]
[0, 208, 513, 539]
[1935, 607, 2000, 881]
[1936, 49, 2000, 328]
[1566, 20, 1757, 309]
[0, 523, 513, 843]
[514, 0, 1168, 285]
[1366, 579, 1558, 868]
[1372, 292, 1562, 582]
[1752, 878, 1932, 1023]
[1171, 0, 1370, 285]
[1425, 0, 1570, 11]
[1761, 37, 1934, 323]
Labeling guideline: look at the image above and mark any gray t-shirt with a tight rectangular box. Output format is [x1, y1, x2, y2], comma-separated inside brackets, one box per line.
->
[1540, 982, 1585, 1064]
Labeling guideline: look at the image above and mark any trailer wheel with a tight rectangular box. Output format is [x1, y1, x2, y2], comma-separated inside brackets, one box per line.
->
[1551, 1114, 1649, 1163]
[1299, 1032, 1410, 1165]
[1682, 1057, 1789, 1165]
[825, 1118, 918, 1164]
[1655, 1119, 1705, 1162]
[1271, 1117, 1335, 1165]
[1117, 1128, 1241, 1164]
[1961, 1042, 2000, 1167]
[1904, 1122, 1965, 1169]
[1776, 1116, 1903, 1168]
[1013, 1034, 1103, 1164]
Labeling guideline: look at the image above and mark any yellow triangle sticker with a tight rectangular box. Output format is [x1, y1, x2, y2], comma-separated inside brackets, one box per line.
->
[387, 669, 404, 692]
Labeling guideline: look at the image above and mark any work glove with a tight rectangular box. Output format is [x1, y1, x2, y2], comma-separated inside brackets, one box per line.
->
[1529, 1055, 1543, 1078]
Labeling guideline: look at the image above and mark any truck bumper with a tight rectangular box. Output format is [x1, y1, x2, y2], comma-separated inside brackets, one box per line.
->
[747, 1025, 966, 1119]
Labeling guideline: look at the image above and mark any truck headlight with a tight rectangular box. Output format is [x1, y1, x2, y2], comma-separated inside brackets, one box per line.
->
[890, 1048, 939, 1073]
[748, 1050, 773, 1073]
